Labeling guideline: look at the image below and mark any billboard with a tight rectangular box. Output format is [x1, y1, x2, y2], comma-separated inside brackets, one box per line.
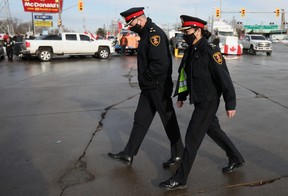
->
[22, 0, 63, 13]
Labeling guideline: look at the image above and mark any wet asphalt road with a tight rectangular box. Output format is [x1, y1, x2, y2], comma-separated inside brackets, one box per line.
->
[0, 44, 288, 196]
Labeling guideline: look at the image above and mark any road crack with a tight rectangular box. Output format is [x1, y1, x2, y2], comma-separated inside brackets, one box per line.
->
[234, 81, 288, 109]
[59, 66, 140, 195]
[188, 175, 288, 195]
[58, 93, 138, 196]
[122, 67, 138, 88]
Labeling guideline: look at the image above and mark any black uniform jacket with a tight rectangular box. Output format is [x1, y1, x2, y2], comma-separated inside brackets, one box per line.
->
[174, 37, 236, 110]
[136, 18, 173, 91]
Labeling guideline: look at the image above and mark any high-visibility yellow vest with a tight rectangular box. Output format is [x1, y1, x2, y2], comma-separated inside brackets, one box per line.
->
[178, 67, 188, 93]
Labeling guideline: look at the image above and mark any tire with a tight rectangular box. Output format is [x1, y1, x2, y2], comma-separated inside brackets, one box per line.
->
[249, 45, 256, 55]
[97, 47, 109, 59]
[129, 50, 135, 55]
[266, 51, 272, 56]
[38, 49, 52, 61]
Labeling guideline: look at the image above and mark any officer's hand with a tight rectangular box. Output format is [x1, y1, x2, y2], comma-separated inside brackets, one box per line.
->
[176, 101, 184, 108]
[226, 110, 236, 118]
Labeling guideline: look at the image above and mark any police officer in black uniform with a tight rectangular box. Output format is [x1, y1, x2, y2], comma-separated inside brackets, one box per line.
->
[108, 7, 184, 168]
[160, 15, 244, 190]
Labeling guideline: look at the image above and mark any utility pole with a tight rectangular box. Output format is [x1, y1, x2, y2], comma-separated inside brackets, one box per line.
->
[0, 0, 14, 35]
[281, 9, 285, 31]
[56, 0, 62, 33]
[31, 12, 35, 36]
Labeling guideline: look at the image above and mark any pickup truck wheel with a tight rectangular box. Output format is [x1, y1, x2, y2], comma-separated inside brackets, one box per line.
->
[98, 47, 109, 59]
[266, 51, 272, 56]
[249, 45, 256, 55]
[38, 49, 52, 61]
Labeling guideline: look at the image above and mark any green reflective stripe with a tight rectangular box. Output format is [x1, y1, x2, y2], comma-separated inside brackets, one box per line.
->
[178, 68, 188, 93]
[178, 84, 187, 93]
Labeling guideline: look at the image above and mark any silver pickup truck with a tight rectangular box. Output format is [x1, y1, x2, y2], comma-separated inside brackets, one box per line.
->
[240, 34, 272, 56]
[20, 32, 115, 61]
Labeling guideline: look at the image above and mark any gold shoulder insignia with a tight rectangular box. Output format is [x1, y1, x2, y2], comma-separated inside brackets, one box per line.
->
[150, 35, 160, 46]
[212, 52, 223, 65]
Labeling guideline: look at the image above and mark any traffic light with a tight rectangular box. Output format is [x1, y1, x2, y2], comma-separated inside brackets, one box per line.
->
[241, 8, 246, 17]
[58, 19, 62, 27]
[275, 8, 280, 17]
[78, 0, 84, 11]
[215, 8, 220, 18]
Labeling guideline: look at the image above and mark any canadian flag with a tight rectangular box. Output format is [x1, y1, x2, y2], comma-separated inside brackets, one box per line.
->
[84, 31, 96, 39]
[118, 21, 124, 33]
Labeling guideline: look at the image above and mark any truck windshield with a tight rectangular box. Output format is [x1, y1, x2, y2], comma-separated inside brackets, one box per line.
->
[251, 36, 266, 40]
[218, 32, 233, 36]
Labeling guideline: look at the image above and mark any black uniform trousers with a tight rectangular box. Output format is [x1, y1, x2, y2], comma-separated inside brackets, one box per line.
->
[174, 98, 243, 184]
[123, 86, 184, 158]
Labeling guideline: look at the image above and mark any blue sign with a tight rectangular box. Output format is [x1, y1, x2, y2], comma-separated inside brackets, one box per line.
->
[34, 15, 53, 20]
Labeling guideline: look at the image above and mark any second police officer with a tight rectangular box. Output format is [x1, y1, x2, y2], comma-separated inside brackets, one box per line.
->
[159, 15, 245, 190]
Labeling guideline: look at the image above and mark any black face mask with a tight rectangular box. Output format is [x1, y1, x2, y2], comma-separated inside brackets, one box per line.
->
[183, 33, 196, 46]
[130, 24, 142, 33]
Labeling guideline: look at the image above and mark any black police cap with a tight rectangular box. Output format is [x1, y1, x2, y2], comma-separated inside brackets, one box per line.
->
[120, 7, 145, 26]
[179, 15, 207, 31]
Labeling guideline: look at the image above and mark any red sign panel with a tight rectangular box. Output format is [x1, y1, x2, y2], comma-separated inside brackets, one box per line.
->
[22, 0, 63, 13]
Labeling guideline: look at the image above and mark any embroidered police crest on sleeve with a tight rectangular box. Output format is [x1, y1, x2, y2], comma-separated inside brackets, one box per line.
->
[150, 35, 160, 46]
[213, 52, 223, 65]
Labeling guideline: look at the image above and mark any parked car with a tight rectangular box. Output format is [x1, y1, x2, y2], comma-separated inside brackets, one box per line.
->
[279, 36, 288, 44]
[107, 35, 117, 46]
[20, 33, 115, 61]
[170, 32, 188, 54]
[114, 30, 140, 55]
[240, 34, 272, 56]
[0, 43, 5, 60]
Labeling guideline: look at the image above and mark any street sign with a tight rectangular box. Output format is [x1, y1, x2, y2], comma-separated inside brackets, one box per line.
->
[244, 25, 278, 30]
[34, 21, 53, 27]
[34, 15, 53, 20]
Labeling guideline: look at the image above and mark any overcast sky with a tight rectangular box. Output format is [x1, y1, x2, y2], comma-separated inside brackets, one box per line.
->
[8, 0, 288, 32]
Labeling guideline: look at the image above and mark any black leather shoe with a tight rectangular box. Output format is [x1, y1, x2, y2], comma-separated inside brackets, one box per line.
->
[222, 160, 245, 173]
[159, 178, 187, 190]
[107, 151, 133, 165]
[163, 157, 182, 168]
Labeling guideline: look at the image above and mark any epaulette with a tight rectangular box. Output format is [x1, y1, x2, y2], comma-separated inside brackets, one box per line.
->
[208, 43, 217, 49]
[208, 43, 221, 53]
[149, 27, 156, 33]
